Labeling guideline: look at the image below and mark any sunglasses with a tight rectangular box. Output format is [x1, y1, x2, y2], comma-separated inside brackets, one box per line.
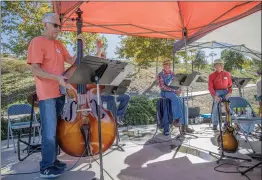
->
[47, 22, 62, 29]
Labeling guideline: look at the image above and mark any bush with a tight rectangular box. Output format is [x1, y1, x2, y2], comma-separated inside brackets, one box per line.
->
[123, 96, 158, 126]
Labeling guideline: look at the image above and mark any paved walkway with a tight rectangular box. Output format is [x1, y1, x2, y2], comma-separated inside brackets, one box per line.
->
[1, 124, 261, 180]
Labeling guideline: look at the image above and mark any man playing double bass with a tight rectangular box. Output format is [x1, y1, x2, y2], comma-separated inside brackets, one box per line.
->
[27, 13, 85, 178]
[157, 59, 194, 135]
[208, 59, 233, 130]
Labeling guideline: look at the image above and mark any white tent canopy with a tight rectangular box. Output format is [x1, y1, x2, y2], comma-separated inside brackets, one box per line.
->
[198, 11, 261, 53]
[178, 41, 261, 60]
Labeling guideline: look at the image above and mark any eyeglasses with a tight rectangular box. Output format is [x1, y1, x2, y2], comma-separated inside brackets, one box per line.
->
[46, 22, 62, 29]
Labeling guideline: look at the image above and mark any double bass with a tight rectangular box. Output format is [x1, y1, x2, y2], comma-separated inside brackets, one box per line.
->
[56, 72, 116, 157]
[56, 9, 116, 158]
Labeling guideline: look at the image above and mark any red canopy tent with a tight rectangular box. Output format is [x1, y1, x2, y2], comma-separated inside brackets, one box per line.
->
[53, 1, 261, 40]
[52, 2, 261, 179]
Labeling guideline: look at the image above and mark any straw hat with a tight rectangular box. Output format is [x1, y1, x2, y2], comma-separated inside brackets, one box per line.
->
[213, 59, 224, 65]
[162, 58, 172, 65]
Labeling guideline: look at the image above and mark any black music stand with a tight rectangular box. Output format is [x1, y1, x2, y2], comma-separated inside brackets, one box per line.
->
[209, 99, 251, 163]
[170, 72, 200, 137]
[68, 55, 128, 180]
[232, 77, 252, 97]
[102, 78, 132, 151]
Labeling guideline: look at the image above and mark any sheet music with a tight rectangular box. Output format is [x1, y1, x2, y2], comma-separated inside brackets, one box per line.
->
[110, 64, 133, 86]
[170, 71, 200, 88]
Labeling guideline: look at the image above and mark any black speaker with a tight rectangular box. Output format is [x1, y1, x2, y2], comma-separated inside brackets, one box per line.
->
[188, 107, 200, 118]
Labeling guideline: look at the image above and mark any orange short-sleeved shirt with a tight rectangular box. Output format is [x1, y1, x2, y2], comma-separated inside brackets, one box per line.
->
[27, 36, 71, 101]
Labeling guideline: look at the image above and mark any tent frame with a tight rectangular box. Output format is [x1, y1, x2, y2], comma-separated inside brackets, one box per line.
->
[177, 41, 262, 61]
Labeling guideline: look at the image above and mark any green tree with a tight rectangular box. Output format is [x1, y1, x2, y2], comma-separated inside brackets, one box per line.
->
[193, 50, 207, 71]
[1, 1, 51, 58]
[1, 1, 107, 59]
[116, 36, 176, 68]
[221, 49, 247, 72]
[60, 32, 108, 57]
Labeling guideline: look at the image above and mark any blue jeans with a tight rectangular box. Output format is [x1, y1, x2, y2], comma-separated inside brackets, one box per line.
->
[101, 94, 130, 118]
[160, 91, 188, 125]
[211, 90, 228, 126]
[38, 95, 65, 170]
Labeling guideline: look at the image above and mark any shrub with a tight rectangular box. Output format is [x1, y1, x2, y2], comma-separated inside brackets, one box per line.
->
[123, 96, 158, 126]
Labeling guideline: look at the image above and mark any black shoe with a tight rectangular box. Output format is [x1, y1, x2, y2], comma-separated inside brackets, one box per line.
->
[117, 116, 124, 125]
[164, 131, 170, 136]
[212, 125, 218, 130]
[181, 126, 194, 133]
[54, 159, 67, 170]
[40, 166, 63, 179]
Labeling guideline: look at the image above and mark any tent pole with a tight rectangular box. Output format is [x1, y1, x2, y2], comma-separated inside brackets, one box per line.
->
[184, 37, 189, 126]
[173, 47, 175, 71]
[156, 57, 159, 83]
[183, 28, 189, 126]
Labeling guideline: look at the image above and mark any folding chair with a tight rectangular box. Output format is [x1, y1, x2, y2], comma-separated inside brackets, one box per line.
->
[7, 104, 41, 153]
[228, 96, 261, 154]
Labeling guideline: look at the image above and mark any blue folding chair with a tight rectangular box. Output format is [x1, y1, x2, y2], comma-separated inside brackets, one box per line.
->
[229, 96, 258, 132]
[228, 96, 261, 153]
[7, 104, 41, 153]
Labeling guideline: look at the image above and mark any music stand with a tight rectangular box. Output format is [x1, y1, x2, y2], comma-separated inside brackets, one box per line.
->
[170, 71, 200, 137]
[68, 55, 128, 180]
[232, 77, 252, 97]
[102, 78, 132, 151]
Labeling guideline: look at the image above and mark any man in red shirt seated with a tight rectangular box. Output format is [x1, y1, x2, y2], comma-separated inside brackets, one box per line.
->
[208, 59, 233, 130]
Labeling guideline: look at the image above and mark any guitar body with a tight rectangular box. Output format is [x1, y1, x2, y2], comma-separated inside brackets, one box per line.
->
[217, 128, 239, 153]
[217, 100, 239, 153]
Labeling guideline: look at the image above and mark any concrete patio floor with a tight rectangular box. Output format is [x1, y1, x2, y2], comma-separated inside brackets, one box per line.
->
[1, 124, 261, 180]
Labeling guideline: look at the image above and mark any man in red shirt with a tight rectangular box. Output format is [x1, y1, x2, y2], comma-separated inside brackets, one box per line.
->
[208, 59, 233, 130]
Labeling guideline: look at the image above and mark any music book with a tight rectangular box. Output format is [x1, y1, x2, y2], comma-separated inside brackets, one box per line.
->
[102, 78, 132, 95]
[232, 77, 252, 89]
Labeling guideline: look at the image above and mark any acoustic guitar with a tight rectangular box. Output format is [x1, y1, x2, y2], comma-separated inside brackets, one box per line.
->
[217, 100, 239, 153]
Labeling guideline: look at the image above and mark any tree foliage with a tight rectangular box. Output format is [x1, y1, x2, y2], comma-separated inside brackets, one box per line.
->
[1, 1, 51, 58]
[1, 1, 107, 59]
[192, 50, 207, 71]
[60, 32, 108, 57]
[221, 49, 248, 72]
[116, 36, 176, 68]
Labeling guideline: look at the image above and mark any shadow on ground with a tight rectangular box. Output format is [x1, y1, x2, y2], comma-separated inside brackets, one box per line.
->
[118, 133, 261, 180]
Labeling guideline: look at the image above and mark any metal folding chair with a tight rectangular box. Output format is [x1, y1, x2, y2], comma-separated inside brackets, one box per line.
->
[228, 96, 261, 154]
[7, 104, 41, 153]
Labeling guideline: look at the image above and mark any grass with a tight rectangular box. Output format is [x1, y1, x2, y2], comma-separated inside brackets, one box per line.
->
[1, 58, 35, 112]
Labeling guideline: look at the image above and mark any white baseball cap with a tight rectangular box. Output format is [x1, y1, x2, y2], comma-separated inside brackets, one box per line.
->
[42, 12, 61, 25]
